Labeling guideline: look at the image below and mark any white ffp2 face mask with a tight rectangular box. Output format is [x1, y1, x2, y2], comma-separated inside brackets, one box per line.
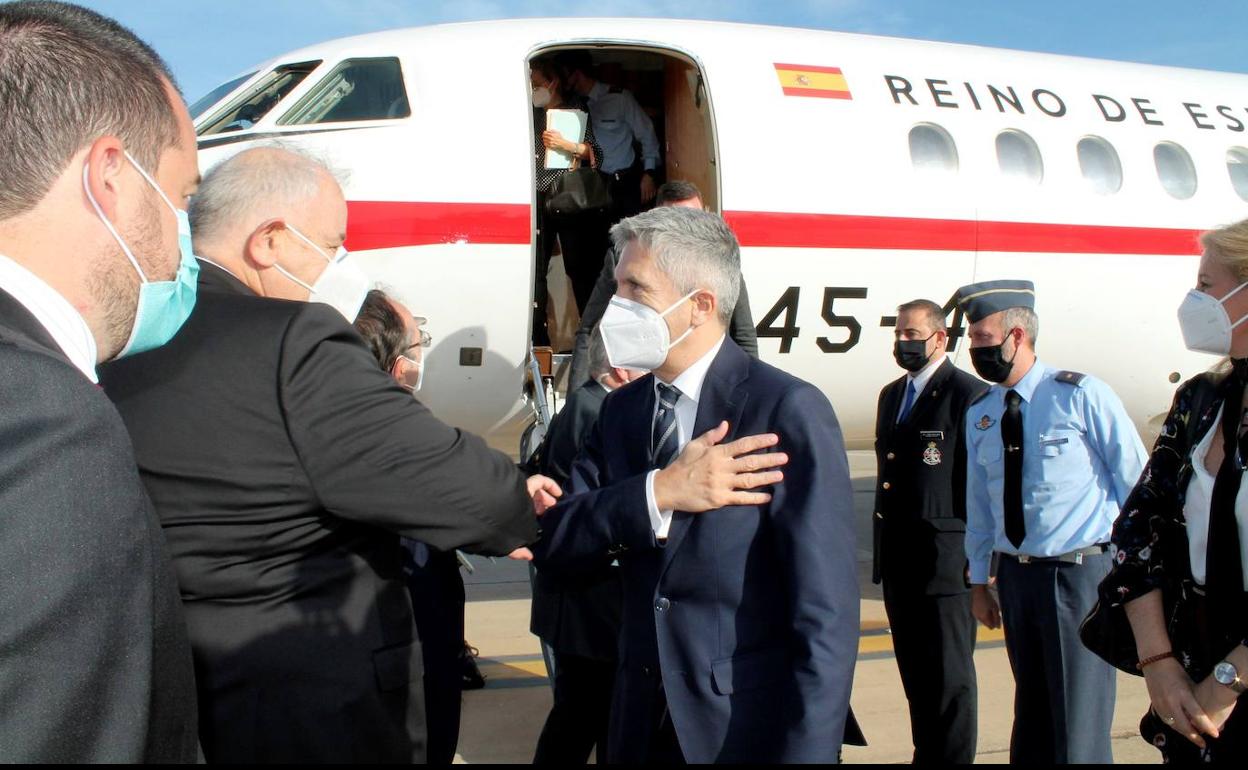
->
[598, 291, 698, 371]
[1178, 281, 1248, 355]
[276, 225, 370, 322]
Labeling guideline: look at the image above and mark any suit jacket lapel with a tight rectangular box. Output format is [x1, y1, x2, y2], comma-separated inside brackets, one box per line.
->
[881, 376, 904, 438]
[905, 358, 954, 426]
[624, 375, 656, 477]
[659, 341, 750, 577]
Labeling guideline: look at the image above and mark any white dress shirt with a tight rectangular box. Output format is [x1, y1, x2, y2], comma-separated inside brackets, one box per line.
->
[897, 352, 944, 421]
[0, 253, 98, 382]
[644, 335, 727, 538]
[586, 81, 661, 174]
[1182, 404, 1248, 585]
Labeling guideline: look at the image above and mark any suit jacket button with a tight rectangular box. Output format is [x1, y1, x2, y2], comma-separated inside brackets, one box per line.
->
[886, 452, 895, 460]
[655, 597, 671, 612]
[882, 481, 891, 490]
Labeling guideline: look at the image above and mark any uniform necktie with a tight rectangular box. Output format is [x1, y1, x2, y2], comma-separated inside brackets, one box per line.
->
[1206, 359, 1248, 648]
[898, 380, 917, 423]
[651, 382, 683, 469]
[1002, 389, 1026, 549]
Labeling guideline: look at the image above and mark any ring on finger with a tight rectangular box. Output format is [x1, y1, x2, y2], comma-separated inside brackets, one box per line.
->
[1165, 715, 1176, 725]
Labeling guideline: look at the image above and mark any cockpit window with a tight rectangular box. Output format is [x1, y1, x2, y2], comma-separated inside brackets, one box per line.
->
[197, 61, 321, 136]
[190, 71, 257, 121]
[278, 58, 410, 125]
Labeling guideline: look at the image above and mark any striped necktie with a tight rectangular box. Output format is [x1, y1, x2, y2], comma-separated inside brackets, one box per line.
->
[651, 382, 683, 469]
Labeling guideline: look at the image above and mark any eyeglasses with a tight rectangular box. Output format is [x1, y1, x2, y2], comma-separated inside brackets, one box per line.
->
[409, 329, 432, 349]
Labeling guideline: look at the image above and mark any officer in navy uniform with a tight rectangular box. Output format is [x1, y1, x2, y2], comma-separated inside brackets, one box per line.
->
[873, 299, 985, 764]
[957, 279, 1147, 764]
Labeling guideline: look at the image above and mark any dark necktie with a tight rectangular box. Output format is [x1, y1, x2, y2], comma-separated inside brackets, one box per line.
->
[1206, 360, 1248, 647]
[651, 383, 683, 469]
[1002, 389, 1026, 549]
[897, 380, 917, 424]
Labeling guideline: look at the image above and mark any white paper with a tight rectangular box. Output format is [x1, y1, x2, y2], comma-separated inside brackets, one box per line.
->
[544, 108, 588, 170]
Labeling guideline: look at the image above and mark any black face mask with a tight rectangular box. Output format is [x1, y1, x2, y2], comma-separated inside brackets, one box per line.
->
[893, 334, 935, 373]
[969, 331, 1019, 383]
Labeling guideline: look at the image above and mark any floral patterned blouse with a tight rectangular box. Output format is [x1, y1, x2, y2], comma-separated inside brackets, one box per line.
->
[1097, 366, 1248, 675]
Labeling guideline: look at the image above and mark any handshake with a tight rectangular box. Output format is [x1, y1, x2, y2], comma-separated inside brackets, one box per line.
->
[509, 421, 788, 561]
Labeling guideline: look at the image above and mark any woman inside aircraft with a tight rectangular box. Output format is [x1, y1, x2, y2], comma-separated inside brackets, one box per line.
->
[530, 56, 604, 348]
[1090, 218, 1248, 762]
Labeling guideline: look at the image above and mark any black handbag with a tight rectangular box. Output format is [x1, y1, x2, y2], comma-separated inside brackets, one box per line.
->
[545, 164, 611, 218]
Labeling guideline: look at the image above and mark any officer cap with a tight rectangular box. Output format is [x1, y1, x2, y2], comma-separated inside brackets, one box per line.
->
[955, 279, 1035, 323]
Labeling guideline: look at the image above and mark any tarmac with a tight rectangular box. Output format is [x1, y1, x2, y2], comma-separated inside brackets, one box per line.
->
[452, 450, 1161, 764]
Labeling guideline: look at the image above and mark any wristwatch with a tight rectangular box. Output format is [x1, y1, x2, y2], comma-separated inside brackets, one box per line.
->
[1213, 660, 1246, 695]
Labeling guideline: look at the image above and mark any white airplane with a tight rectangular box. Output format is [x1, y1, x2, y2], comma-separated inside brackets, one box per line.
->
[190, 18, 1248, 450]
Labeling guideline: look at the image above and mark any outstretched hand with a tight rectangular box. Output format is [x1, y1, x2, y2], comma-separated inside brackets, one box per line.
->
[526, 474, 563, 515]
[652, 421, 787, 513]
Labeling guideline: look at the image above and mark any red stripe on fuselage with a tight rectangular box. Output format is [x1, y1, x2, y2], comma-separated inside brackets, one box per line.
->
[342, 201, 1202, 256]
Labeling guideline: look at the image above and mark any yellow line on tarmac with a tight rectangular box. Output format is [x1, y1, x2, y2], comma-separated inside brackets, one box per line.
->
[475, 625, 1007, 687]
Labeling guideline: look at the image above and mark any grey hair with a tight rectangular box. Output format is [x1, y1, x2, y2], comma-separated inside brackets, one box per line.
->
[609, 207, 741, 325]
[189, 142, 346, 247]
[1003, 306, 1039, 347]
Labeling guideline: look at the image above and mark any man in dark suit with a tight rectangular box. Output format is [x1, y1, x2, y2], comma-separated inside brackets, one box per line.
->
[873, 299, 985, 764]
[99, 146, 554, 763]
[0, 2, 199, 761]
[530, 327, 643, 764]
[567, 181, 757, 388]
[534, 206, 862, 763]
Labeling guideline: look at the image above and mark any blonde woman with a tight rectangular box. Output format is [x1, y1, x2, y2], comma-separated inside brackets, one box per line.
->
[1094, 219, 1248, 762]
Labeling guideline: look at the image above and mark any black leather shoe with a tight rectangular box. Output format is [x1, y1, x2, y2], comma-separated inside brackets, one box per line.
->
[460, 642, 485, 690]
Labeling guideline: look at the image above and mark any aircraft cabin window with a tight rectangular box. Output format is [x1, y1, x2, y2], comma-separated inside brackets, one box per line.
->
[908, 123, 958, 174]
[278, 57, 410, 125]
[1227, 148, 1248, 202]
[1154, 142, 1197, 200]
[190, 71, 257, 121]
[995, 129, 1043, 185]
[197, 61, 321, 136]
[1076, 136, 1122, 195]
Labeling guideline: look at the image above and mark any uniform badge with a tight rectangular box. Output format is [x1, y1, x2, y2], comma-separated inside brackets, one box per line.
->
[923, 442, 942, 466]
[975, 415, 995, 431]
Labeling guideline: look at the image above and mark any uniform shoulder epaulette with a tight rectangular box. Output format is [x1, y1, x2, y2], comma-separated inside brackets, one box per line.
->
[969, 387, 992, 405]
[1055, 370, 1087, 386]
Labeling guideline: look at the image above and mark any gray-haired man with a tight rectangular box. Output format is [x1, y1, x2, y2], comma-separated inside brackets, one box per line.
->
[99, 145, 559, 763]
[534, 206, 863, 763]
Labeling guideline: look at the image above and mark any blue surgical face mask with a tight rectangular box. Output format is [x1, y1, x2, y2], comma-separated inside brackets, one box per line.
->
[83, 151, 199, 358]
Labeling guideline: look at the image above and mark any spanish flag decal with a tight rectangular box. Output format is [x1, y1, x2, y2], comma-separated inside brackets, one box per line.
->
[774, 63, 852, 100]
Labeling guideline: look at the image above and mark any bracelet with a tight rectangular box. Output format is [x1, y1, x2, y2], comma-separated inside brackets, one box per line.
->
[1137, 651, 1177, 670]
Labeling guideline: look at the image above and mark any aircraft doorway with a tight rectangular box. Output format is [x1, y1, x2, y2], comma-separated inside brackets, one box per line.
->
[526, 45, 721, 359]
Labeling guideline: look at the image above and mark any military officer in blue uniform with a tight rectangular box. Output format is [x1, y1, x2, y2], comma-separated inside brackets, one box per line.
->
[958, 279, 1147, 764]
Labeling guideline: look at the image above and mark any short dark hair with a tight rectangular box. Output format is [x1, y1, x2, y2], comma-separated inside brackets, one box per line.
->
[0, 1, 182, 220]
[354, 289, 410, 371]
[553, 50, 594, 80]
[896, 299, 947, 332]
[656, 180, 702, 207]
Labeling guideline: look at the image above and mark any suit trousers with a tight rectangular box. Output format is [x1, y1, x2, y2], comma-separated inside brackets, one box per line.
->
[997, 551, 1116, 764]
[533, 653, 616, 764]
[404, 544, 466, 765]
[882, 584, 978, 764]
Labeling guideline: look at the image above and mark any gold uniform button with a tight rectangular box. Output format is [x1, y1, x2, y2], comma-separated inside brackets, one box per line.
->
[882, 481, 891, 490]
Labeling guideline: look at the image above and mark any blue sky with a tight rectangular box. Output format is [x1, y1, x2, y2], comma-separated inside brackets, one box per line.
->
[79, 0, 1247, 102]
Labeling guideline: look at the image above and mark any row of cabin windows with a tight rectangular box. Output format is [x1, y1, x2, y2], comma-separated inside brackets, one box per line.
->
[909, 123, 1248, 202]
